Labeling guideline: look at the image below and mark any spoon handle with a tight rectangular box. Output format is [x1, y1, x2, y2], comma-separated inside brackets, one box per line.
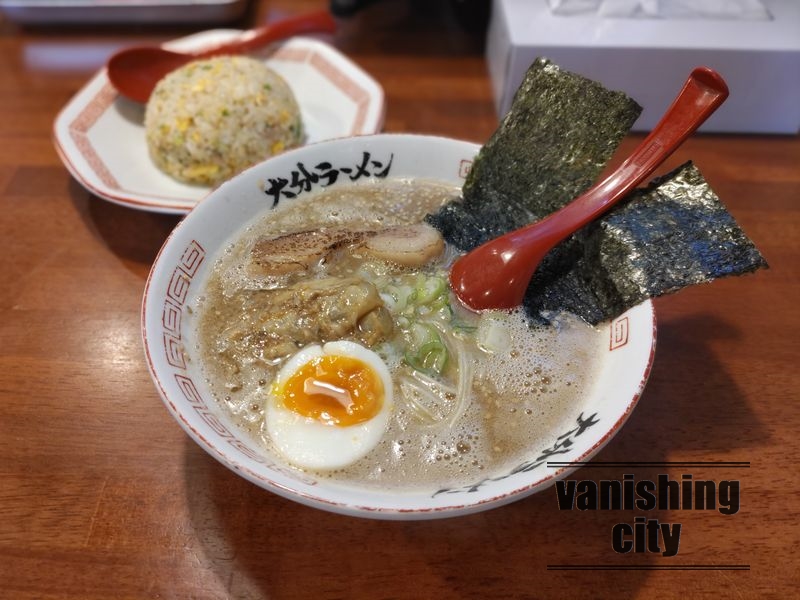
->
[516, 67, 729, 249]
[194, 9, 337, 58]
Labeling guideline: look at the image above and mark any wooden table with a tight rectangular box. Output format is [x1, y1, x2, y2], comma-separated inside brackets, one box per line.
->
[1, 1, 797, 598]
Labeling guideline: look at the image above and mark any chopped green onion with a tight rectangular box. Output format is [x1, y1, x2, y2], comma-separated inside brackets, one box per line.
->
[413, 274, 446, 305]
[404, 339, 448, 376]
[404, 325, 448, 376]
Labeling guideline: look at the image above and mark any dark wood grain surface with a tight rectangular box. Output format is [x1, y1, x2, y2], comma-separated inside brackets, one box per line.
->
[1, 1, 797, 598]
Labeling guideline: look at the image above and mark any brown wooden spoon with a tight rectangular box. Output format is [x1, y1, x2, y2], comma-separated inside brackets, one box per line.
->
[106, 9, 337, 104]
[449, 66, 729, 311]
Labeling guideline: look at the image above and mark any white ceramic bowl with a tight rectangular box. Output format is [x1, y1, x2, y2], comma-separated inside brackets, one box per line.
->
[142, 134, 656, 519]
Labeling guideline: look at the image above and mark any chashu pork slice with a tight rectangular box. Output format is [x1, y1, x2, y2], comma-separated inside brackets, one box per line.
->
[249, 229, 374, 276]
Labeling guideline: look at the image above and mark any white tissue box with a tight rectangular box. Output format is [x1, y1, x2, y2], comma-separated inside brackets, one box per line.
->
[486, 0, 800, 133]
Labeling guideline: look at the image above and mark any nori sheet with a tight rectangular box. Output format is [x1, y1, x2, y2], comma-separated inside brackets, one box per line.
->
[427, 57, 643, 249]
[522, 162, 769, 324]
[427, 57, 768, 324]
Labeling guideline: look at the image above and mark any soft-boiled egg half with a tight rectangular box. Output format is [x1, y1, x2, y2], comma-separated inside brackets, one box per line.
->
[265, 340, 393, 470]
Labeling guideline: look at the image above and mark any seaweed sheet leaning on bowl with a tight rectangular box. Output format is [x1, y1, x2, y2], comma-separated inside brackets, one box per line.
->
[427, 58, 768, 325]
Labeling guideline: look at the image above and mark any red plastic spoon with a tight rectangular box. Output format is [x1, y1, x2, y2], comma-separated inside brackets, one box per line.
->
[449, 66, 729, 311]
[107, 9, 337, 103]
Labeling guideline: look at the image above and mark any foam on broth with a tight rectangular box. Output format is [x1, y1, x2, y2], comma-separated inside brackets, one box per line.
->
[188, 178, 605, 491]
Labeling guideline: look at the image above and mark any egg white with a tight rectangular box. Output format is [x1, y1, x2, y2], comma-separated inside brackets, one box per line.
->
[265, 341, 393, 471]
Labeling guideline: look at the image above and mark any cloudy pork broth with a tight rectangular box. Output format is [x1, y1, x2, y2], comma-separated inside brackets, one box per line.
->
[189, 178, 605, 490]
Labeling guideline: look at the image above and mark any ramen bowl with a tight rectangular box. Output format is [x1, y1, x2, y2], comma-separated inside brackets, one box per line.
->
[142, 134, 656, 519]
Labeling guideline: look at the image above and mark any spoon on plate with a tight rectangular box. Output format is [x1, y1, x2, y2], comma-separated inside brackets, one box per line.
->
[449, 66, 729, 311]
[106, 9, 337, 104]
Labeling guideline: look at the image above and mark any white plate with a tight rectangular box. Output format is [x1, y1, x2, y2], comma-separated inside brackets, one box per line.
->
[0, 0, 249, 25]
[53, 33, 385, 214]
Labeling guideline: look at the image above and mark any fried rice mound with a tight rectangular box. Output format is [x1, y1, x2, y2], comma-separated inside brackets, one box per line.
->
[144, 55, 304, 187]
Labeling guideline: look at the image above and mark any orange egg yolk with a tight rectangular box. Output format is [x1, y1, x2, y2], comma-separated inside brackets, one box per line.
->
[279, 355, 384, 427]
